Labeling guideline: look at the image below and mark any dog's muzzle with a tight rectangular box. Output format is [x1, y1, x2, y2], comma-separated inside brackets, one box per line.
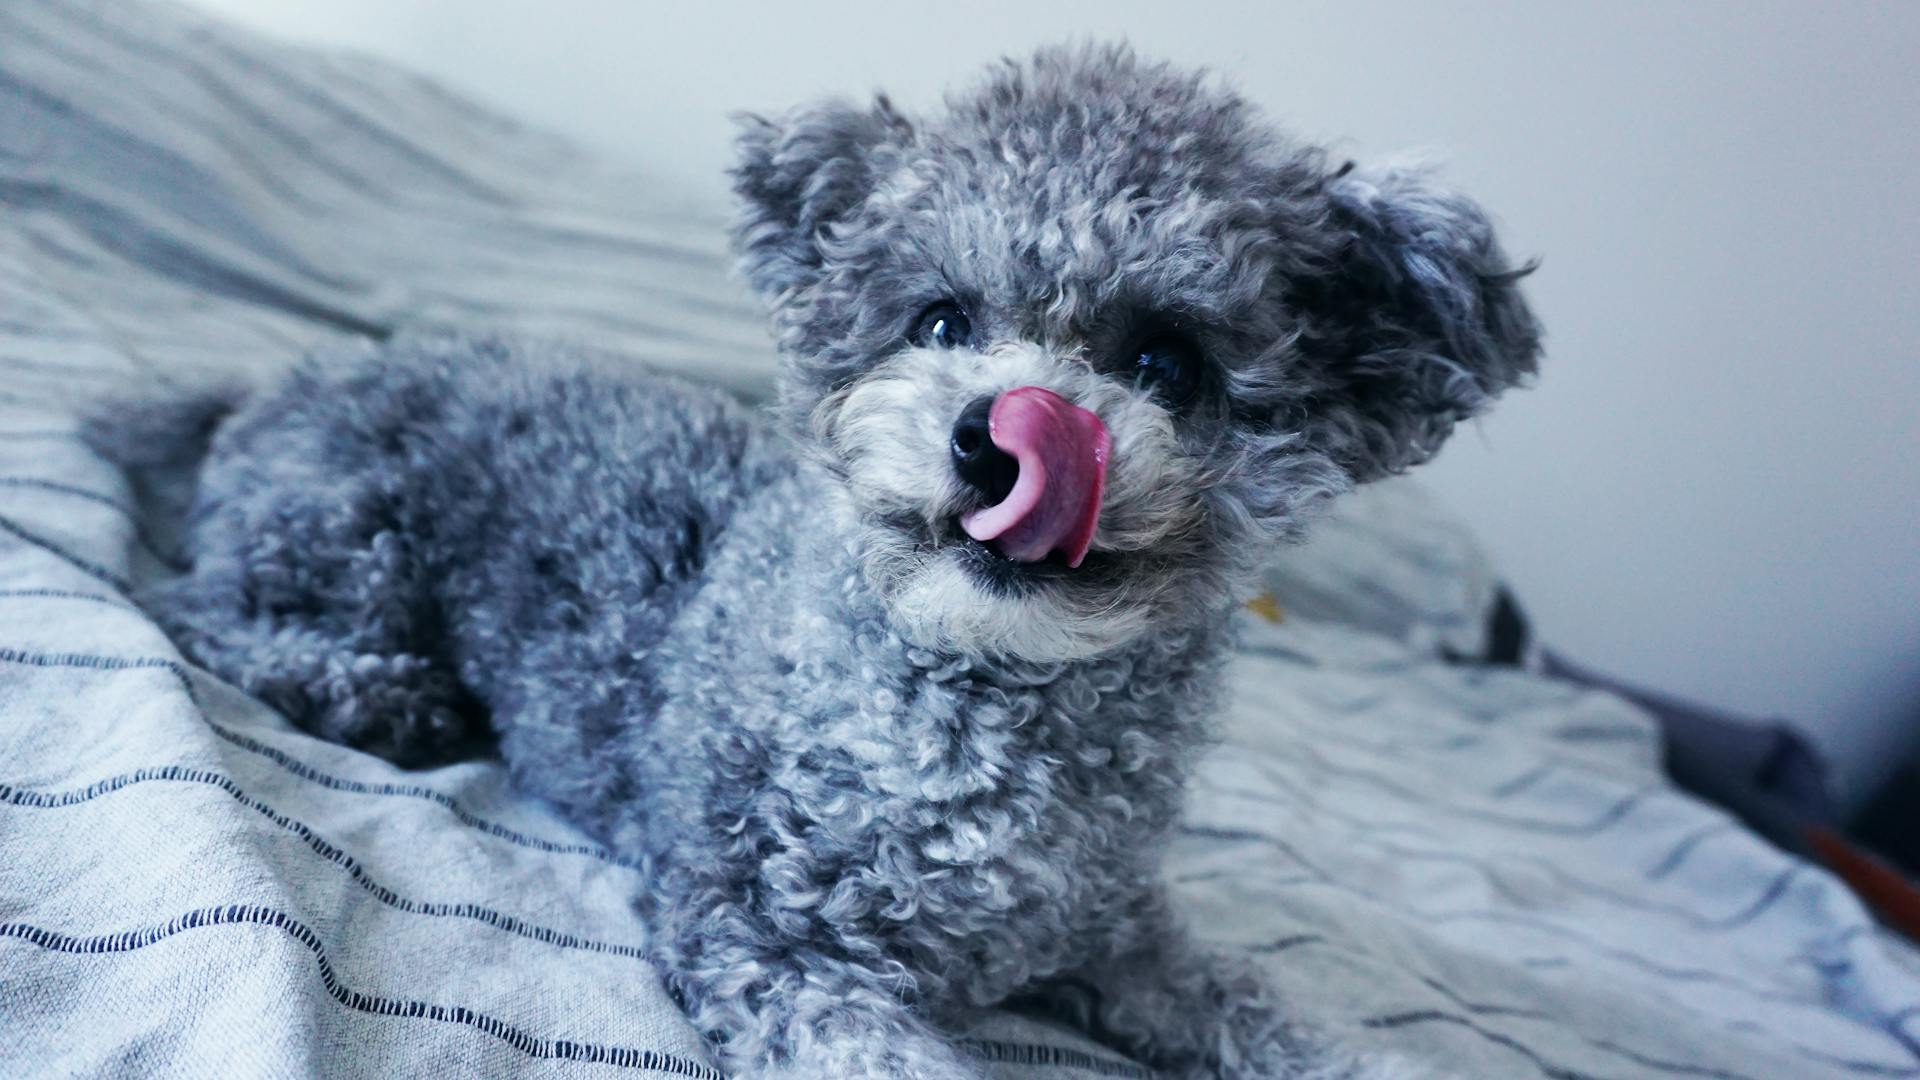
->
[954, 387, 1110, 567]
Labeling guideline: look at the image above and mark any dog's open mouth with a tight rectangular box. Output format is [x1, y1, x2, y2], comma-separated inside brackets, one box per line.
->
[942, 516, 1113, 592]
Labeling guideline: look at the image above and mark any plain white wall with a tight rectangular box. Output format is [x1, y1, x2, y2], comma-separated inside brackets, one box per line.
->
[188, 0, 1920, 809]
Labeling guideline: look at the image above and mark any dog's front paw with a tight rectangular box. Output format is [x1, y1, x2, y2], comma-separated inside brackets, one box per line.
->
[1183, 998, 1429, 1080]
[1185, 998, 1315, 1080]
[1103, 951, 1366, 1080]
[751, 1030, 987, 1080]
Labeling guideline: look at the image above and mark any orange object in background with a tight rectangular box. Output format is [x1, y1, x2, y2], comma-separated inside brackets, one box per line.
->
[1808, 826, 1920, 943]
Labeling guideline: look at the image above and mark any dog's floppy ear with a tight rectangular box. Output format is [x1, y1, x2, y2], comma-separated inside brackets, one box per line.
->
[730, 97, 912, 304]
[1286, 162, 1542, 483]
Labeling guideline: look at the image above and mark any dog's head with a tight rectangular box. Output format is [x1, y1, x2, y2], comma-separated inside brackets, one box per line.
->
[732, 45, 1540, 663]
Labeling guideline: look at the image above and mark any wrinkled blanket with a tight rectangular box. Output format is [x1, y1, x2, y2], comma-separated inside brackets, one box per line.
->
[3, 2, 1918, 1076]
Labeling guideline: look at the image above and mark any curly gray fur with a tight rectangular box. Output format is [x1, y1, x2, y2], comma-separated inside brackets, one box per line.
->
[91, 45, 1538, 1080]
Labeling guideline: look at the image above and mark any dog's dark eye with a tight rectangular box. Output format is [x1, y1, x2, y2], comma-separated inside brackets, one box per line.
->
[909, 302, 973, 350]
[1132, 333, 1203, 406]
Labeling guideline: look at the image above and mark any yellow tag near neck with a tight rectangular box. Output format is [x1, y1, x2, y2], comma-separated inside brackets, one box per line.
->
[1246, 592, 1285, 624]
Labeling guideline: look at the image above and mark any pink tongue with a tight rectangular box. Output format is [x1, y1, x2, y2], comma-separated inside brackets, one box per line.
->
[958, 387, 1110, 567]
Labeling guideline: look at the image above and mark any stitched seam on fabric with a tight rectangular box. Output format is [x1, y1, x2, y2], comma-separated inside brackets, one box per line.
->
[0, 646, 639, 869]
[0, 766, 649, 961]
[0, 906, 723, 1077]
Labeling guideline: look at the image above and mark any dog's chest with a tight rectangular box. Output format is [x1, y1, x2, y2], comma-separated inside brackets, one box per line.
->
[762, 647, 1208, 990]
[642, 495, 1223, 990]
[730, 607, 1201, 903]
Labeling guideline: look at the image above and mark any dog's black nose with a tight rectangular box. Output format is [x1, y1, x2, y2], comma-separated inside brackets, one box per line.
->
[951, 395, 1019, 505]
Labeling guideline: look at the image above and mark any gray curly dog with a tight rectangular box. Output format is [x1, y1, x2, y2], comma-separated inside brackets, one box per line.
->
[90, 45, 1539, 1080]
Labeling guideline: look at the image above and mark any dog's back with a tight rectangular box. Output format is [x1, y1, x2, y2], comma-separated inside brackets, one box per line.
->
[88, 331, 788, 765]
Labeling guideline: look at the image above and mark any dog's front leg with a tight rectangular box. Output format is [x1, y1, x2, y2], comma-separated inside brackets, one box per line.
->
[657, 907, 986, 1080]
[1039, 890, 1371, 1080]
[691, 969, 985, 1080]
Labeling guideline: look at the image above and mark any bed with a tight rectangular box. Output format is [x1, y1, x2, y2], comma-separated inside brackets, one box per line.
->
[3, 2, 1918, 1076]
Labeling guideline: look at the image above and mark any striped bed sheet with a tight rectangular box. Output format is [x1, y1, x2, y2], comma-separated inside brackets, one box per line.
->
[2, 1, 1917, 1076]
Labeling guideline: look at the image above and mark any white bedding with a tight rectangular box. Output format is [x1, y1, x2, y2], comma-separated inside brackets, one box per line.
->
[3, 2, 1917, 1076]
